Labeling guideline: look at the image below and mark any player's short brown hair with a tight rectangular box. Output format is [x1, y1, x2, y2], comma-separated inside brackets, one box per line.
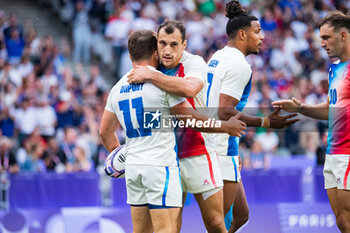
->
[128, 30, 157, 61]
[319, 10, 350, 32]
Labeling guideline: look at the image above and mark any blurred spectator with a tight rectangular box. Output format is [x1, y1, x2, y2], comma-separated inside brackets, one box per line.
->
[56, 90, 79, 128]
[89, 65, 109, 92]
[71, 146, 92, 172]
[243, 141, 270, 170]
[0, 106, 15, 138]
[261, 9, 277, 32]
[17, 54, 34, 79]
[13, 97, 37, 146]
[59, 126, 78, 171]
[0, 136, 19, 173]
[256, 128, 279, 156]
[3, 13, 23, 40]
[72, 0, 91, 63]
[35, 95, 57, 140]
[43, 137, 65, 172]
[4, 27, 25, 65]
[131, 9, 156, 31]
[0, 62, 22, 88]
[17, 130, 46, 172]
[89, 0, 108, 32]
[104, 2, 131, 79]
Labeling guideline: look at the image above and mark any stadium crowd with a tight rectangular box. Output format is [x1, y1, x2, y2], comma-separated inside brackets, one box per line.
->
[0, 0, 349, 173]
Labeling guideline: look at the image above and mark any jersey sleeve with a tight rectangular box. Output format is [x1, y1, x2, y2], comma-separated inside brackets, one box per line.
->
[220, 63, 252, 100]
[105, 85, 117, 113]
[183, 55, 207, 83]
[166, 93, 186, 108]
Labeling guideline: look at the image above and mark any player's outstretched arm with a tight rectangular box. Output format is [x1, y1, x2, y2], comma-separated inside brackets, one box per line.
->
[100, 110, 121, 153]
[127, 66, 203, 98]
[219, 93, 299, 128]
[170, 100, 246, 137]
[272, 97, 329, 120]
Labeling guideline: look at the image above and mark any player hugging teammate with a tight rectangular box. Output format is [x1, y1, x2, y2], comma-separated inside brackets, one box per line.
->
[100, 0, 314, 233]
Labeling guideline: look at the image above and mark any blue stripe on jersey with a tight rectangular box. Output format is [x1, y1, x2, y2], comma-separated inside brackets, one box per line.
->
[162, 166, 170, 206]
[178, 166, 182, 192]
[174, 128, 179, 166]
[148, 204, 178, 209]
[227, 136, 239, 156]
[206, 73, 214, 106]
[236, 75, 252, 111]
[231, 156, 238, 181]
[160, 65, 180, 76]
[227, 74, 252, 156]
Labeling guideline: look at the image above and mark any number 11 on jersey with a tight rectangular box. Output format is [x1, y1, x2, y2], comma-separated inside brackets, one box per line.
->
[119, 97, 152, 138]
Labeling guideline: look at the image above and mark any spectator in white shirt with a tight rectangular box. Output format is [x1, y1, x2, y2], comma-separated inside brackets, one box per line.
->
[35, 95, 57, 140]
[104, 4, 131, 79]
[14, 97, 37, 146]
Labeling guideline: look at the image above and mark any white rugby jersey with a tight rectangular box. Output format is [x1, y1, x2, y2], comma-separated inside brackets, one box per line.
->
[105, 66, 186, 167]
[161, 51, 216, 158]
[203, 46, 253, 156]
[180, 51, 207, 109]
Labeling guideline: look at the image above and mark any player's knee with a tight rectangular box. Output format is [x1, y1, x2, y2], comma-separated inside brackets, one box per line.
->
[336, 213, 350, 231]
[206, 214, 225, 231]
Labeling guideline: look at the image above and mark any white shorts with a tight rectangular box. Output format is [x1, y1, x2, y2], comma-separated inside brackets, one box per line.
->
[125, 165, 182, 207]
[219, 155, 241, 182]
[179, 152, 223, 194]
[324, 154, 350, 190]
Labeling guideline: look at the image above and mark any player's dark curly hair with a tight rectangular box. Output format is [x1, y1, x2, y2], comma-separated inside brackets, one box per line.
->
[319, 10, 350, 32]
[225, 0, 258, 39]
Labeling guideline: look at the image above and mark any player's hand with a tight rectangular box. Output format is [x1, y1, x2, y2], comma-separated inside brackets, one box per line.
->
[225, 113, 247, 137]
[127, 65, 153, 84]
[268, 108, 299, 129]
[272, 97, 302, 113]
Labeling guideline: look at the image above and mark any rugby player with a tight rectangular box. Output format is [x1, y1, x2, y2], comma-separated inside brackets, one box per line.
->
[127, 21, 228, 233]
[205, 1, 299, 232]
[273, 11, 350, 233]
[100, 30, 246, 233]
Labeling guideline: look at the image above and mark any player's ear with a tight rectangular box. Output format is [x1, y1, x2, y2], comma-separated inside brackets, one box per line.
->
[238, 29, 247, 41]
[183, 39, 187, 50]
[340, 30, 347, 42]
[154, 50, 159, 60]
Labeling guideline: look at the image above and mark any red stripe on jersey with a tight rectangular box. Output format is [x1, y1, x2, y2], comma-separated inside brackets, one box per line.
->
[206, 153, 218, 188]
[344, 157, 350, 189]
[175, 63, 209, 159]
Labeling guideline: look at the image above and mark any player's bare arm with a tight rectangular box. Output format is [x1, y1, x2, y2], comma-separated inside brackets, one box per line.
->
[127, 66, 203, 98]
[219, 93, 299, 129]
[272, 97, 329, 120]
[100, 110, 121, 152]
[170, 100, 246, 137]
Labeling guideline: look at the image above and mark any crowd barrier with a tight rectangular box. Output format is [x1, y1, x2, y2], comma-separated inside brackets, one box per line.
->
[1, 157, 338, 232]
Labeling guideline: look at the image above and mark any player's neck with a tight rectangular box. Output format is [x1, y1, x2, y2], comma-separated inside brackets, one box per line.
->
[133, 61, 156, 69]
[227, 41, 247, 57]
[339, 50, 350, 63]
